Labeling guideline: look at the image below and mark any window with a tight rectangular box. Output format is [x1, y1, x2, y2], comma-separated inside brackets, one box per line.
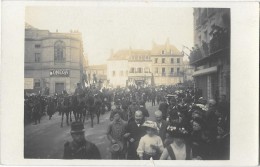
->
[155, 58, 158, 63]
[177, 68, 180, 74]
[112, 71, 116, 77]
[120, 71, 123, 76]
[35, 53, 40, 62]
[54, 41, 66, 63]
[144, 67, 150, 73]
[162, 68, 166, 76]
[137, 68, 142, 73]
[34, 80, 40, 88]
[155, 67, 158, 74]
[171, 68, 174, 74]
[162, 58, 165, 63]
[171, 58, 174, 64]
[145, 56, 148, 60]
[177, 58, 180, 63]
[161, 50, 165, 55]
[35, 44, 41, 48]
[130, 68, 135, 73]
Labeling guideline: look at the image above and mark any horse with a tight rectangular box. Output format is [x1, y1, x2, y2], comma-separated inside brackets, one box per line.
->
[86, 95, 102, 128]
[60, 95, 72, 127]
[71, 95, 87, 123]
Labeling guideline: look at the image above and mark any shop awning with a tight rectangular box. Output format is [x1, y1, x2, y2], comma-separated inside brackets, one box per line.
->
[192, 66, 217, 77]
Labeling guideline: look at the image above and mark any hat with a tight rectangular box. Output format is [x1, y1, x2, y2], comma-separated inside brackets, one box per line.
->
[142, 120, 157, 130]
[167, 123, 189, 138]
[110, 141, 123, 153]
[70, 122, 85, 133]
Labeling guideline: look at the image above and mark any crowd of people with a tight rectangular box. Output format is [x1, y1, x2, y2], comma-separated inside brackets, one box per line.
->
[50, 84, 230, 160]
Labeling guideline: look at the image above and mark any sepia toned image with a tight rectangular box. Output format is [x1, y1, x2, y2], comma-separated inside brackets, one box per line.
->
[24, 6, 230, 160]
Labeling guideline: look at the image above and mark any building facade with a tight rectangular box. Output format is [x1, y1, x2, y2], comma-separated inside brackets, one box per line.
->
[151, 40, 184, 86]
[107, 40, 185, 87]
[107, 50, 129, 87]
[87, 64, 108, 87]
[24, 24, 87, 95]
[128, 49, 152, 87]
[190, 8, 230, 101]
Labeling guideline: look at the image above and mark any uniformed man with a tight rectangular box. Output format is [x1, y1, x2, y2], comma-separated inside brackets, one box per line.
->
[74, 83, 83, 96]
[63, 122, 101, 159]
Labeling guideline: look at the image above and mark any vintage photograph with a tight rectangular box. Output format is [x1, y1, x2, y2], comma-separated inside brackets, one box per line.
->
[24, 7, 230, 160]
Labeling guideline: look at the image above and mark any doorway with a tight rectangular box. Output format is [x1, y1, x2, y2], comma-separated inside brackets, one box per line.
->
[55, 83, 65, 94]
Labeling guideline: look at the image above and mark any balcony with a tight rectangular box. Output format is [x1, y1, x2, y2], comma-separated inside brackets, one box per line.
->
[128, 72, 152, 77]
[190, 26, 230, 65]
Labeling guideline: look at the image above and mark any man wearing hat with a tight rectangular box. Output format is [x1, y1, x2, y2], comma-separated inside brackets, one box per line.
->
[74, 83, 83, 96]
[63, 122, 101, 159]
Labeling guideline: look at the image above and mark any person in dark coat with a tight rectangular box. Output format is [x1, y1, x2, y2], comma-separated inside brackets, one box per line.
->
[139, 101, 149, 119]
[63, 122, 101, 159]
[125, 110, 146, 160]
[158, 98, 168, 121]
[154, 110, 169, 145]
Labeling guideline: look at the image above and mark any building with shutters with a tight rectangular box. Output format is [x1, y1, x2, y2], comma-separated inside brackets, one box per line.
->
[190, 8, 230, 101]
[107, 39, 185, 87]
[24, 23, 88, 95]
[151, 39, 184, 86]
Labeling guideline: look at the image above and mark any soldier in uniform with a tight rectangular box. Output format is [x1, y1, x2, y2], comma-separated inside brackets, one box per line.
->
[63, 122, 101, 159]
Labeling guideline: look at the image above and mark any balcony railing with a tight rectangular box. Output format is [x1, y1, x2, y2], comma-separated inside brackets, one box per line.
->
[190, 26, 230, 64]
[153, 73, 183, 77]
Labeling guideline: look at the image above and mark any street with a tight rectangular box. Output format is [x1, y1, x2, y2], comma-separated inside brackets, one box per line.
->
[24, 102, 158, 159]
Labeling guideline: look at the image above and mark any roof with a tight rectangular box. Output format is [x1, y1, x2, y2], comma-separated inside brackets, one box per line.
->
[25, 22, 38, 30]
[89, 64, 107, 70]
[108, 49, 131, 60]
[151, 39, 183, 56]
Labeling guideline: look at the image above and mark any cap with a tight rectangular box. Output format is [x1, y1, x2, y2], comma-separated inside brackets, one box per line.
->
[70, 122, 85, 133]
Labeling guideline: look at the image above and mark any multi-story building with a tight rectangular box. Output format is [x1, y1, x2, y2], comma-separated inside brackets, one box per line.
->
[190, 8, 230, 101]
[151, 39, 184, 86]
[24, 23, 88, 95]
[87, 64, 107, 87]
[107, 50, 129, 87]
[128, 49, 152, 87]
[107, 39, 185, 87]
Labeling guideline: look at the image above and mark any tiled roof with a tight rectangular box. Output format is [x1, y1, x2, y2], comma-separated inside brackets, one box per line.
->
[151, 43, 182, 55]
[108, 49, 131, 60]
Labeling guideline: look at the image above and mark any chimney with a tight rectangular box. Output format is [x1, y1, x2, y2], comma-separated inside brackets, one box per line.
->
[56, 29, 58, 33]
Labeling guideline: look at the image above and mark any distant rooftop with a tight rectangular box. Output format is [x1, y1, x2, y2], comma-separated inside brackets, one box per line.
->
[108, 39, 183, 61]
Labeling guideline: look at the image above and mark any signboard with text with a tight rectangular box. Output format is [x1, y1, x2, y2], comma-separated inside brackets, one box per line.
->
[24, 78, 34, 89]
[50, 69, 70, 77]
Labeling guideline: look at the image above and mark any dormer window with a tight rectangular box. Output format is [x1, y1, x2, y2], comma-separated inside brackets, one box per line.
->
[161, 50, 165, 55]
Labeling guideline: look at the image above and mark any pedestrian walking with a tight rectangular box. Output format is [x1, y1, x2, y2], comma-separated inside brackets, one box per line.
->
[107, 111, 128, 159]
[137, 121, 164, 160]
[125, 110, 146, 160]
[63, 122, 101, 159]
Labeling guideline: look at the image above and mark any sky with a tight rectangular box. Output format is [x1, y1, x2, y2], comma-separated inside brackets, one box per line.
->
[25, 6, 194, 65]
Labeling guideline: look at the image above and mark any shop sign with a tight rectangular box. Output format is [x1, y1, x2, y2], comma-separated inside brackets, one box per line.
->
[50, 69, 69, 77]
